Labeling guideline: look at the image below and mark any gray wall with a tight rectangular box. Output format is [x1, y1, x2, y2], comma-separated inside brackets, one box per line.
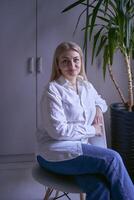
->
[86, 51, 127, 146]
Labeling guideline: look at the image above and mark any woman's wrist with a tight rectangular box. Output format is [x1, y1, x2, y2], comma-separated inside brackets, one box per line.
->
[96, 105, 102, 111]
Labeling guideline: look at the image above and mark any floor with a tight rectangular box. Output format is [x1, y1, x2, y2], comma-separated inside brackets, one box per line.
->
[0, 161, 80, 200]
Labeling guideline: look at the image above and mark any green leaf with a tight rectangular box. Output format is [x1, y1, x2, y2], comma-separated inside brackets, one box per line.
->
[103, 0, 109, 13]
[82, 23, 105, 31]
[91, 27, 104, 64]
[132, 49, 134, 59]
[62, 0, 86, 13]
[97, 15, 110, 23]
[73, 8, 87, 35]
[89, 0, 104, 39]
[102, 1, 116, 18]
[103, 45, 109, 79]
[108, 27, 117, 65]
[83, 0, 90, 69]
[107, 0, 117, 15]
[96, 35, 107, 57]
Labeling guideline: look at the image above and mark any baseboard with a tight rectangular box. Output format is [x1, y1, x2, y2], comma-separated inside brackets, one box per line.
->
[0, 153, 36, 163]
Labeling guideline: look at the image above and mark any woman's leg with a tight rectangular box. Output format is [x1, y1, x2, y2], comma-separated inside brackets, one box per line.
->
[75, 174, 111, 200]
[37, 144, 134, 200]
[81, 144, 134, 200]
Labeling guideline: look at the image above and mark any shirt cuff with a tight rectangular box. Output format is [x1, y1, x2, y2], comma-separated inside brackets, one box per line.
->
[85, 125, 96, 137]
[95, 104, 107, 113]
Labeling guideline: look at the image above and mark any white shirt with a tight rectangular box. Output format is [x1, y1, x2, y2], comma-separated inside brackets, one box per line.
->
[36, 75, 108, 161]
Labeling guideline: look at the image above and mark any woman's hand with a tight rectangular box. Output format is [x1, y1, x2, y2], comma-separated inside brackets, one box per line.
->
[93, 106, 103, 124]
[93, 123, 103, 136]
[93, 106, 103, 136]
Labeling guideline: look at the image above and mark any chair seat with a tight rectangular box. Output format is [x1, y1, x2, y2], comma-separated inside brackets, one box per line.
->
[32, 164, 83, 193]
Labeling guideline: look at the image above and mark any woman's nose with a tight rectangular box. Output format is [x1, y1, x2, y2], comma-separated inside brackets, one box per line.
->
[69, 60, 75, 68]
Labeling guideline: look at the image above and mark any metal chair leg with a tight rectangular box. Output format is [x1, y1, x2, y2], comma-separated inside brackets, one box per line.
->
[55, 190, 60, 198]
[44, 188, 85, 200]
[43, 187, 54, 200]
[80, 193, 85, 200]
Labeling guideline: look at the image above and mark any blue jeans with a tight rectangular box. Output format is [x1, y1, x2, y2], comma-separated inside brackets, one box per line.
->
[37, 144, 134, 200]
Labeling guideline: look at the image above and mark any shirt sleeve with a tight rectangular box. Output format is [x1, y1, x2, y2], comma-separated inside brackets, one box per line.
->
[41, 83, 96, 141]
[89, 83, 108, 113]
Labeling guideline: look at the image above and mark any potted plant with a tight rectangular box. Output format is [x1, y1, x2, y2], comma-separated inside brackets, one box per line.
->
[62, 0, 134, 181]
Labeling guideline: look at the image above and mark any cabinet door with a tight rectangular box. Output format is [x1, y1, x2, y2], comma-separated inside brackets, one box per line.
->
[37, 0, 84, 126]
[0, 0, 36, 155]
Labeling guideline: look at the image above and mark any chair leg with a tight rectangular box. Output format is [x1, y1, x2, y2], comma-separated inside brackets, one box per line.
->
[44, 188, 85, 200]
[80, 193, 85, 200]
[55, 190, 60, 198]
[43, 187, 54, 200]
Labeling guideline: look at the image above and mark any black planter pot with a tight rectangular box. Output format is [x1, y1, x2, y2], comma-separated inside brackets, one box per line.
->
[110, 103, 134, 182]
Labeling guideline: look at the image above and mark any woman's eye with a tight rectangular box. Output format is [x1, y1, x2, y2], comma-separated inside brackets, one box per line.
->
[63, 60, 68, 64]
[74, 58, 80, 63]
[62, 60, 69, 66]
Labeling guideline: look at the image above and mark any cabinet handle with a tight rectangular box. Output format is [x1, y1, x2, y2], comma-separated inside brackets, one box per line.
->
[36, 57, 42, 73]
[27, 57, 34, 74]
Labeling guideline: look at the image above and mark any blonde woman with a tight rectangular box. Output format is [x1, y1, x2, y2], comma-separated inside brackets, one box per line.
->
[37, 42, 134, 200]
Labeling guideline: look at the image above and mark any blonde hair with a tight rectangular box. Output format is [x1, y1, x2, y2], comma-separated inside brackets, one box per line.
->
[50, 41, 87, 81]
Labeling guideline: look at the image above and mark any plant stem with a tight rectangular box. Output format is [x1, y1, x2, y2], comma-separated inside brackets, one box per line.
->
[108, 64, 126, 105]
[124, 54, 133, 111]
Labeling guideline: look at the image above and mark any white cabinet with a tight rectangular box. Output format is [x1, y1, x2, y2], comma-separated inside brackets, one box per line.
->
[0, 0, 36, 155]
[0, 0, 83, 156]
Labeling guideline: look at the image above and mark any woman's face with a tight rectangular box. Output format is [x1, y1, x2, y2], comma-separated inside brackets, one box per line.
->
[58, 50, 81, 81]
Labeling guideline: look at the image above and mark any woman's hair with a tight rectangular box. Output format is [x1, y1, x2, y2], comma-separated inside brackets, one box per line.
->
[50, 41, 87, 81]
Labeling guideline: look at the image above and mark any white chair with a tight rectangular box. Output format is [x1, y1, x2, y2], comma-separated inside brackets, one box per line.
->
[32, 164, 85, 200]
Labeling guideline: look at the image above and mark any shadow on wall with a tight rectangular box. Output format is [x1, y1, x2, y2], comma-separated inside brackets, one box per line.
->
[86, 50, 127, 147]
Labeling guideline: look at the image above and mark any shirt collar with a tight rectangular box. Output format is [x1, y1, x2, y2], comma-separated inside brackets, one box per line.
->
[57, 75, 84, 87]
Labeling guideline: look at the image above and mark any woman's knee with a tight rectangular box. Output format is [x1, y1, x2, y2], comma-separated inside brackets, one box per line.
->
[106, 148, 123, 167]
[109, 149, 122, 160]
